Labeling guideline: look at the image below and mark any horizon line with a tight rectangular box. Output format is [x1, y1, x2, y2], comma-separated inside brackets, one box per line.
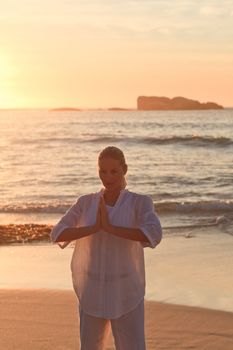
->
[1, 106, 233, 111]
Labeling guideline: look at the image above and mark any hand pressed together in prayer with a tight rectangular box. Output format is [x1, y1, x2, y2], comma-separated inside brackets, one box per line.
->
[95, 196, 111, 232]
[94, 195, 150, 243]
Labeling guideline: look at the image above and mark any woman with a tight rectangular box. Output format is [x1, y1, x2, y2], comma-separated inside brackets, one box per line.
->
[50, 146, 162, 350]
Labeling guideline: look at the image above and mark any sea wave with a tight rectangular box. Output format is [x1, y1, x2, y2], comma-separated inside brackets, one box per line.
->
[0, 204, 69, 214]
[12, 135, 233, 147]
[155, 200, 233, 214]
[1, 200, 232, 216]
[89, 135, 232, 146]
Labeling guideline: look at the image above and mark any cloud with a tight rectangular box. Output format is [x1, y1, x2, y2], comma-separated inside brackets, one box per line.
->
[199, 5, 228, 16]
[1, 0, 233, 52]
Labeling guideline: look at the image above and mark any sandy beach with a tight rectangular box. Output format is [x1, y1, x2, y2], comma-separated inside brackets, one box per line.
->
[0, 289, 232, 350]
[1, 231, 233, 349]
[1, 229, 233, 311]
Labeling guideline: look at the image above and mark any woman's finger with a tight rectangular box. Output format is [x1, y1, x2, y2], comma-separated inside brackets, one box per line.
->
[100, 196, 105, 212]
[100, 197, 108, 221]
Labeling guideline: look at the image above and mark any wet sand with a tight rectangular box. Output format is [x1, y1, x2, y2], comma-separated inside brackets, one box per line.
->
[1, 227, 233, 349]
[0, 289, 232, 350]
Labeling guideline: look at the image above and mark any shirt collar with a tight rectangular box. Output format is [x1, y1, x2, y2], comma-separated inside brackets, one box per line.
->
[97, 188, 129, 214]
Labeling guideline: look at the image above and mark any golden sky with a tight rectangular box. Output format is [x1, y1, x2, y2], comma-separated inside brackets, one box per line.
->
[0, 0, 233, 108]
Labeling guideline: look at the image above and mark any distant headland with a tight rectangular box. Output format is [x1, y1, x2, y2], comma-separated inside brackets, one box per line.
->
[108, 107, 134, 111]
[48, 96, 224, 112]
[137, 96, 223, 110]
[49, 107, 82, 112]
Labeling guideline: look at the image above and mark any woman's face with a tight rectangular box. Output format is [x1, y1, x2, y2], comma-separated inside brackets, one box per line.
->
[98, 157, 126, 191]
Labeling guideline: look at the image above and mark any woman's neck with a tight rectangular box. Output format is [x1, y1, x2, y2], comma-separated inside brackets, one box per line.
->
[103, 187, 124, 206]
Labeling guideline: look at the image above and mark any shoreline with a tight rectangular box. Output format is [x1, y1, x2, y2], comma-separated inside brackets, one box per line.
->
[0, 215, 232, 244]
[0, 289, 232, 350]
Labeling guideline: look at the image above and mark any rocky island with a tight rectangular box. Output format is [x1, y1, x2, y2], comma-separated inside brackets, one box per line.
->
[49, 107, 81, 111]
[108, 107, 133, 111]
[137, 96, 223, 110]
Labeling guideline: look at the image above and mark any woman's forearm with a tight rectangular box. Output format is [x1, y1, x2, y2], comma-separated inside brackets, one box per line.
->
[55, 225, 98, 242]
[106, 225, 150, 243]
[55, 223, 150, 243]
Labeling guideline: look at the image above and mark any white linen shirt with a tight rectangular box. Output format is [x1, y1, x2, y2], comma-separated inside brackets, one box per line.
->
[50, 188, 162, 319]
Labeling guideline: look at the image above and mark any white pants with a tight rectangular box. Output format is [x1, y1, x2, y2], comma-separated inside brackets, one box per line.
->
[78, 299, 146, 350]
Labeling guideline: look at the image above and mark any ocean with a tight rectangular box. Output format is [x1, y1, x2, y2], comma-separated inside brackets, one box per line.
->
[0, 108, 233, 242]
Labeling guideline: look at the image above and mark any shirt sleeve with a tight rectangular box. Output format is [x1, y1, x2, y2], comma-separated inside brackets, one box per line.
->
[137, 195, 162, 249]
[50, 196, 83, 249]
